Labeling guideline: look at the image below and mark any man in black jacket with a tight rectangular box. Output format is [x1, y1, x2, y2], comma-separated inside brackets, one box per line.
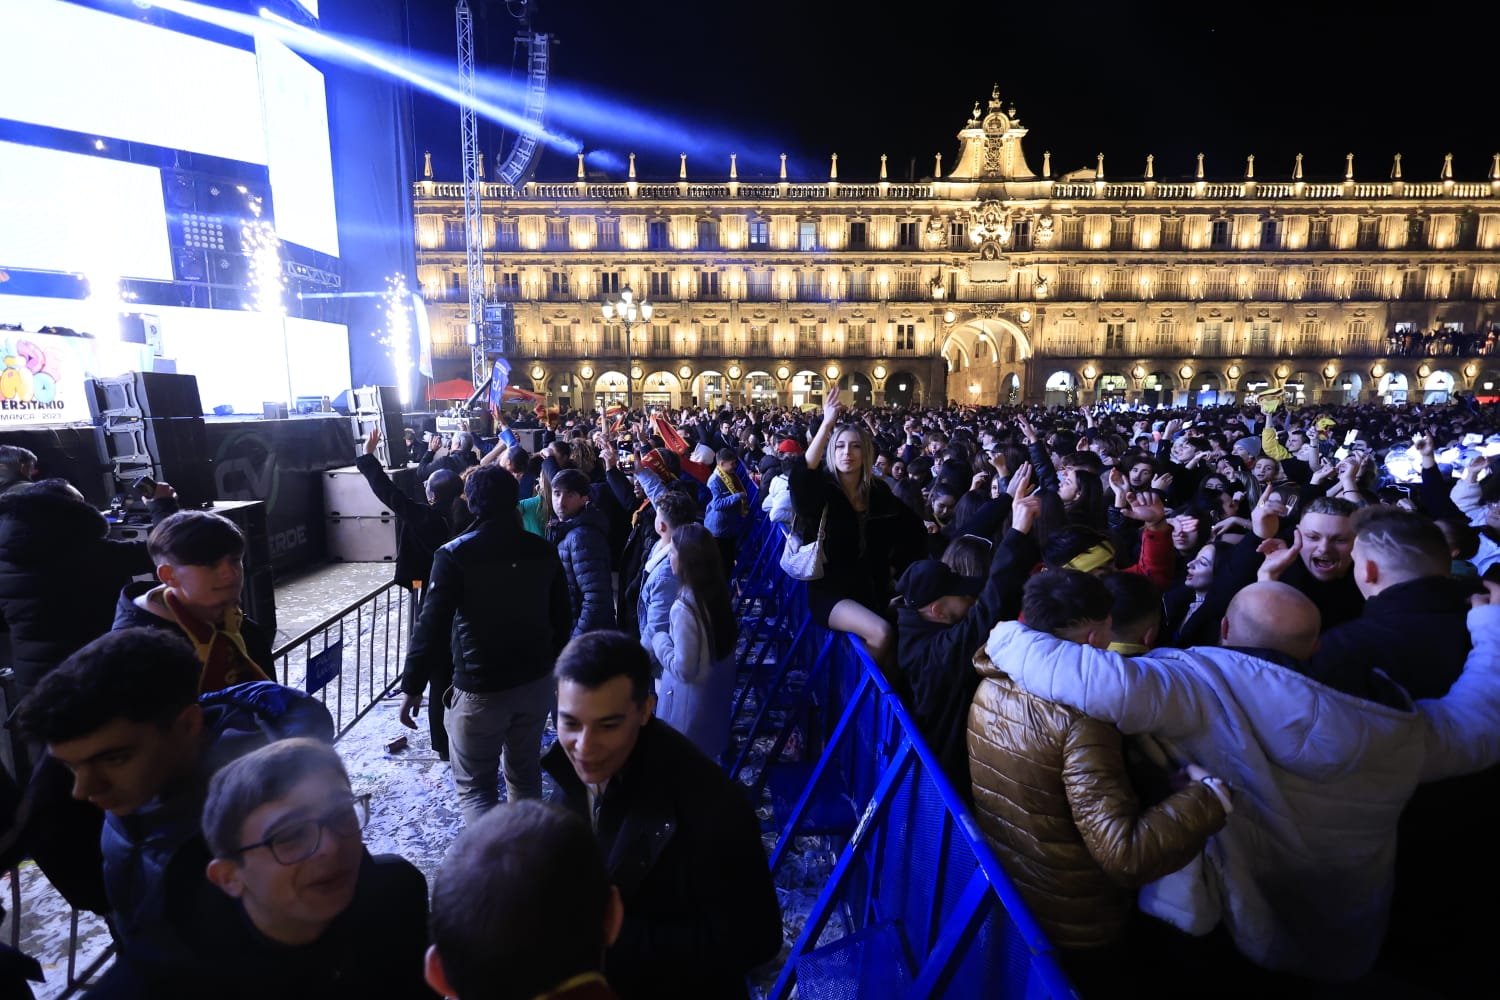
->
[895, 488, 1036, 796]
[542, 632, 781, 1000]
[355, 429, 463, 758]
[400, 466, 572, 823]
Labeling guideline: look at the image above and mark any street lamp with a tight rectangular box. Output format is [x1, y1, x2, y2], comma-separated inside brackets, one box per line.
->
[602, 284, 653, 408]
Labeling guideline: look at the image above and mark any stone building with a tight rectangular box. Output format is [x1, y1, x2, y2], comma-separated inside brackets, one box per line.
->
[413, 86, 1500, 410]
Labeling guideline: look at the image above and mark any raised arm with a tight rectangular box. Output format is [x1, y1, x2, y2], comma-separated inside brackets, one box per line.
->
[1419, 595, 1500, 781]
[804, 384, 842, 471]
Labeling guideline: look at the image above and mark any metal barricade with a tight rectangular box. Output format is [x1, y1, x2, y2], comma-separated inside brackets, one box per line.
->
[270, 581, 416, 741]
[731, 511, 1076, 999]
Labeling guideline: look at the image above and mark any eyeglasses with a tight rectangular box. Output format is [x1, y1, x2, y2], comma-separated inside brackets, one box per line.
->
[233, 793, 371, 865]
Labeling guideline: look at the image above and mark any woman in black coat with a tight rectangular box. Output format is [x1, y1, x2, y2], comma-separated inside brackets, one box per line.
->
[788, 386, 925, 666]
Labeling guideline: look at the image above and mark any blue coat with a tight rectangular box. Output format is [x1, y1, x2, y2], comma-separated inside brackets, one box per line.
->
[705, 470, 749, 540]
[651, 591, 737, 759]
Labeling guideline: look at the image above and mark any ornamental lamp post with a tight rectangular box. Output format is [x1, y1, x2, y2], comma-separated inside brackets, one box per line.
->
[601, 285, 653, 409]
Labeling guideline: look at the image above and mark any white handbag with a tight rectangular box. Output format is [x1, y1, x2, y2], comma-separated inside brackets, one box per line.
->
[779, 508, 828, 581]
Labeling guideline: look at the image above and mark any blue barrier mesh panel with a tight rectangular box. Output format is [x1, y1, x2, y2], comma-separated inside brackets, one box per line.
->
[796, 920, 912, 1000]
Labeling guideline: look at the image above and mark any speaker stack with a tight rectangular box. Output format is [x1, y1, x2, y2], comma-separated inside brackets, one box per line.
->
[87, 372, 215, 508]
[348, 385, 405, 469]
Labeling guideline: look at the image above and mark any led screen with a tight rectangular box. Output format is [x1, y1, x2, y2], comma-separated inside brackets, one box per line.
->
[0, 0, 266, 166]
[0, 141, 173, 280]
[256, 37, 340, 256]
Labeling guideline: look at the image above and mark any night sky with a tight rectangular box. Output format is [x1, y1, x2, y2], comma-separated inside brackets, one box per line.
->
[401, 0, 1497, 186]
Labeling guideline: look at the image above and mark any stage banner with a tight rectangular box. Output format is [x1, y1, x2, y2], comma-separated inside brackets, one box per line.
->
[207, 414, 353, 574]
[0, 331, 149, 426]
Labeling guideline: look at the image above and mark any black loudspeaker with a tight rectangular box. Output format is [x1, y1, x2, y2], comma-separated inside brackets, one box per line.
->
[214, 501, 276, 636]
[134, 372, 203, 419]
[349, 385, 405, 468]
[142, 417, 213, 508]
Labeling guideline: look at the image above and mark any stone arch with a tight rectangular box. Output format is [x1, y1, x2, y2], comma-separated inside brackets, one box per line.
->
[1377, 371, 1409, 404]
[595, 369, 630, 406]
[1141, 370, 1174, 408]
[886, 370, 923, 407]
[745, 370, 780, 405]
[692, 370, 728, 408]
[641, 370, 682, 408]
[1097, 371, 1130, 400]
[789, 369, 825, 408]
[839, 369, 872, 404]
[1476, 370, 1500, 400]
[1044, 369, 1077, 407]
[1193, 370, 1224, 406]
[1423, 369, 1456, 403]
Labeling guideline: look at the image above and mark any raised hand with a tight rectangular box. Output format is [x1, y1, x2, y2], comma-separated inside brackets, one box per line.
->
[365, 428, 381, 456]
[1123, 491, 1166, 526]
[1256, 530, 1303, 582]
[1006, 461, 1034, 499]
[1012, 491, 1042, 534]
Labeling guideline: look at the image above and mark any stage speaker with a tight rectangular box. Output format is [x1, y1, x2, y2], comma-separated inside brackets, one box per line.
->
[134, 372, 203, 419]
[349, 386, 404, 468]
[214, 501, 276, 636]
[86, 375, 143, 422]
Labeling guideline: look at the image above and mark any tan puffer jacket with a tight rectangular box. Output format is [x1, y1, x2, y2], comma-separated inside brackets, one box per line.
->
[967, 649, 1227, 951]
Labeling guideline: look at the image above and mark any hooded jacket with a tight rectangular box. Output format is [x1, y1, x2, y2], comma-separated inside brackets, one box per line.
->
[551, 505, 616, 637]
[0, 489, 177, 694]
[985, 610, 1500, 980]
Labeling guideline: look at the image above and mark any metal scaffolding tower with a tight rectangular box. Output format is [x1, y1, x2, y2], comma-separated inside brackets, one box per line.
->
[457, 0, 487, 388]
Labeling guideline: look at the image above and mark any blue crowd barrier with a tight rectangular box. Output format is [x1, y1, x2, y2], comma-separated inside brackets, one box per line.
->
[727, 507, 1077, 999]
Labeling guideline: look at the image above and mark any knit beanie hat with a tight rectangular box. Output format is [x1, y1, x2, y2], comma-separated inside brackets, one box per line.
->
[1233, 436, 1262, 458]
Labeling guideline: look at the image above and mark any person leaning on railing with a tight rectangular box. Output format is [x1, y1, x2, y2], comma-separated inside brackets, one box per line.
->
[787, 385, 925, 668]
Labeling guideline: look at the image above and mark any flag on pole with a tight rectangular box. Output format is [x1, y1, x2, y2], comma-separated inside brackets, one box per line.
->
[488, 358, 512, 411]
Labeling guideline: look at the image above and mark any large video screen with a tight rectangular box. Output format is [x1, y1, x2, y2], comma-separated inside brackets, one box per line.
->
[257, 37, 340, 257]
[0, 141, 173, 280]
[0, 0, 266, 166]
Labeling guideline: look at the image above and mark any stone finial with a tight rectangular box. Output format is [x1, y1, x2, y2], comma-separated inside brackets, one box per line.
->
[1391, 153, 1403, 180]
[880, 154, 888, 180]
[991, 83, 1000, 105]
[423, 150, 433, 179]
[477, 152, 485, 179]
[971, 102, 982, 122]
[935, 152, 942, 177]
[628, 153, 637, 179]
[679, 153, 687, 179]
[1042, 151, 1051, 178]
[1145, 154, 1154, 179]
[1196, 153, 1205, 180]
[1294, 153, 1304, 179]
[730, 153, 738, 180]
[779, 154, 787, 180]
[1245, 155, 1254, 180]
[830, 153, 838, 180]
[1096, 152, 1105, 179]
[1345, 153, 1355, 180]
[1442, 152, 1454, 179]
[577, 152, 585, 179]
[1490, 153, 1500, 181]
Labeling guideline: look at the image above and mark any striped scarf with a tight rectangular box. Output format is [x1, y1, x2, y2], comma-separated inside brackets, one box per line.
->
[156, 586, 270, 693]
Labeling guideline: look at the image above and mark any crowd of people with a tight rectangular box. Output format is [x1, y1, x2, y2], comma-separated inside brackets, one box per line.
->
[2, 380, 1500, 997]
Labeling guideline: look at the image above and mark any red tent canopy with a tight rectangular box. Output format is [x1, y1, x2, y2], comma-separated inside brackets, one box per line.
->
[426, 378, 475, 400]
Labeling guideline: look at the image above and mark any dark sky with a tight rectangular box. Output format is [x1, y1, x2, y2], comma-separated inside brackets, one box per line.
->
[402, 0, 1497, 186]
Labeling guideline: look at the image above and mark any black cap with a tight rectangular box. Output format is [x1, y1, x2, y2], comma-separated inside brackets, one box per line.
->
[895, 559, 983, 608]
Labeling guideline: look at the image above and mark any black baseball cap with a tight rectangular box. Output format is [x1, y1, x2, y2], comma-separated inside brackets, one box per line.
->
[896, 559, 983, 608]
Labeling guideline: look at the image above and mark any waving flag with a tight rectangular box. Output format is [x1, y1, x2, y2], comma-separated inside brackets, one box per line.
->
[488, 358, 512, 411]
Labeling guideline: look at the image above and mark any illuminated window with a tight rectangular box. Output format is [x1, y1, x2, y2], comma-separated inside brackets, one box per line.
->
[749, 220, 770, 248]
[546, 218, 568, 251]
[648, 220, 670, 250]
[596, 218, 619, 249]
[648, 271, 671, 297]
[1210, 219, 1230, 250]
[697, 219, 720, 250]
[895, 324, 916, 351]
[897, 221, 919, 248]
[1159, 216, 1183, 250]
[698, 271, 720, 298]
[548, 271, 570, 297]
[798, 221, 818, 251]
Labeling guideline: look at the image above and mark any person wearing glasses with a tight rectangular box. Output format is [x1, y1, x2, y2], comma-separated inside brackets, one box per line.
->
[190, 738, 431, 999]
[13, 627, 333, 996]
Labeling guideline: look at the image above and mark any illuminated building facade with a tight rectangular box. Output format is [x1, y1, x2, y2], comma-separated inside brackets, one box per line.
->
[413, 87, 1500, 410]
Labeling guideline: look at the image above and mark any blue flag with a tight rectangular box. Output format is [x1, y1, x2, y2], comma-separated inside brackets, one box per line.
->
[489, 358, 511, 410]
